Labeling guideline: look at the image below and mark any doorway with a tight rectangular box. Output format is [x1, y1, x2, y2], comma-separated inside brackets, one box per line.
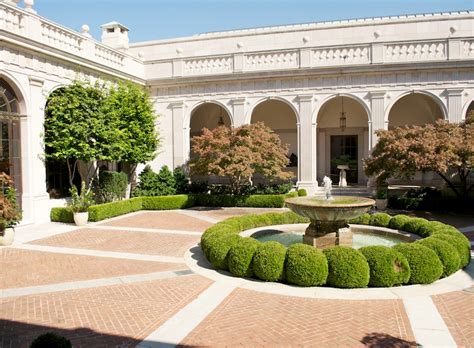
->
[330, 135, 358, 184]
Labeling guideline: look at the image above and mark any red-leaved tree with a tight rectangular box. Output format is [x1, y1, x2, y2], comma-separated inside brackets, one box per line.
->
[190, 122, 293, 194]
[364, 118, 474, 198]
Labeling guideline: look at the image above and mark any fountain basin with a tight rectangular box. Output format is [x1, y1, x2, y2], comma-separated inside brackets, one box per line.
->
[285, 196, 375, 249]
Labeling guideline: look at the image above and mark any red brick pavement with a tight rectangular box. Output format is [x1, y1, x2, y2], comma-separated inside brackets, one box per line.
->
[0, 275, 212, 347]
[432, 290, 474, 347]
[100, 211, 212, 232]
[0, 248, 186, 289]
[181, 288, 418, 347]
[30, 228, 200, 257]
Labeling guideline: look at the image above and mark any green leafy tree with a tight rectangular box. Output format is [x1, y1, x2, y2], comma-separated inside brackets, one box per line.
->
[44, 80, 108, 188]
[190, 122, 292, 194]
[364, 119, 474, 198]
[133, 165, 176, 196]
[102, 81, 159, 195]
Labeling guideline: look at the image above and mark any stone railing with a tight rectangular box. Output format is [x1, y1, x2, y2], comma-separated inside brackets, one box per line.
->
[244, 51, 299, 71]
[184, 56, 233, 75]
[312, 45, 370, 66]
[384, 41, 446, 62]
[462, 39, 474, 58]
[0, 2, 143, 78]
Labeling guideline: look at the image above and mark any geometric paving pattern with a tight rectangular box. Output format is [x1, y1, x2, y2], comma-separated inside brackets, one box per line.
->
[181, 288, 418, 347]
[0, 275, 212, 347]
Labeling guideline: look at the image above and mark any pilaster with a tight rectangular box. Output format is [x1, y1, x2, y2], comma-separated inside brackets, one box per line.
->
[446, 88, 464, 123]
[297, 95, 317, 194]
[170, 101, 186, 168]
[368, 91, 386, 147]
[232, 98, 246, 127]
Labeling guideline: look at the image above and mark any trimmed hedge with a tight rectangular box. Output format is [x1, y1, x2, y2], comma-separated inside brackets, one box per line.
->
[369, 213, 392, 227]
[297, 189, 307, 197]
[323, 246, 370, 288]
[253, 241, 287, 282]
[388, 214, 411, 230]
[286, 243, 328, 286]
[142, 195, 195, 210]
[194, 192, 298, 208]
[50, 207, 74, 223]
[348, 213, 370, 225]
[430, 233, 471, 268]
[228, 238, 260, 277]
[393, 243, 443, 284]
[416, 237, 460, 277]
[88, 197, 143, 222]
[359, 246, 410, 287]
[402, 217, 429, 234]
[208, 233, 242, 270]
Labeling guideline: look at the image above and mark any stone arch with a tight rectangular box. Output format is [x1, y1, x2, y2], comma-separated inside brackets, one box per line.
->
[385, 91, 447, 127]
[462, 98, 474, 121]
[187, 100, 233, 130]
[0, 72, 28, 115]
[315, 94, 371, 185]
[246, 96, 300, 124]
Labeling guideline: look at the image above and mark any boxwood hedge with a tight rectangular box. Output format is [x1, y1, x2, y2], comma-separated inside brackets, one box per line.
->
[228, 238, 260, 277]
[286, 243, 328, 286]
[323, 246, 370, 288]
[253, 241, 287, 282]
[369, 213, 392, 227]
[387, 214, 411, 230]
[416, 237, 460, 277]
[393, 243, 443, 284]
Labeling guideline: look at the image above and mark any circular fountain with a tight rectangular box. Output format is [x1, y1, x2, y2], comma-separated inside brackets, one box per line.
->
[285, 177, 375, 249]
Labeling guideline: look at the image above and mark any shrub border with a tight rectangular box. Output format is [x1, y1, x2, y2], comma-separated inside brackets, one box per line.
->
[200, 212, 470, 288]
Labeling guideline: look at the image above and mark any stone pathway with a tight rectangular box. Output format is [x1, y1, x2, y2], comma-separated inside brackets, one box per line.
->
[0, 208, 472, 347]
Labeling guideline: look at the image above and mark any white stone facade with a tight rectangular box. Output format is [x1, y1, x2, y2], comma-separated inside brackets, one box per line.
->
[0, 0, 473, 224]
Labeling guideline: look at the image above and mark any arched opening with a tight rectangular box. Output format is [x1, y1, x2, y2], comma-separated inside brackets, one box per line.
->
[250, 99, 298, 180]
[316, 96, 370, 185]
[0, 78, 23, 202]
[388, 93, 444, 128]
[465, 100, 474, 121]
[44, 88, 81, 198]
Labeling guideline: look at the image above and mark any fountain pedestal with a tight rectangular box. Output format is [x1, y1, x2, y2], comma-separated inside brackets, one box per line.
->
[303, 221, 353, 249]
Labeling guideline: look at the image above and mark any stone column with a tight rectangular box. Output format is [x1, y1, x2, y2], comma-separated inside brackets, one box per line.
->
[297, 95, 317, 195]
[232, 97, 246, 127]
[369, 91, 386, 147]
[446, 88, 464, 123]
[170, 101, 186, 168]
[21, 76, 49, 223]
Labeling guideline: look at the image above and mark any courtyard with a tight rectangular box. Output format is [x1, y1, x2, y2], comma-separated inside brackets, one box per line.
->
[1, 207, 473, 347]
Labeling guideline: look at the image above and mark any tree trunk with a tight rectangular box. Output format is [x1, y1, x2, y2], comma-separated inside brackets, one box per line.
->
[77, 160, 99, 189]
[121, 163, 137, 199]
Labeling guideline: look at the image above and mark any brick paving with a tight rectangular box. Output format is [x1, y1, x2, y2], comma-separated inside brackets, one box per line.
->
[181, 288, 418, 347]
[100, 211, 212, 232]
[0, 248, 186, 289]
[0, 275, 212, 348]
[30, 228, 200, 257]
[432, 289, 474, 347]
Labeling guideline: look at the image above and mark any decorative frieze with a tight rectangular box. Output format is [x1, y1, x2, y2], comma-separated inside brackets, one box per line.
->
[183, 56, 233, 76]
[245, 51, 299, 71]
[384, 41, 446, 62]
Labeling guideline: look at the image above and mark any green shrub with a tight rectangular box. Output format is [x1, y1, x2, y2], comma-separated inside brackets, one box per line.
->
[297, 189, 307, 197]
[417, 220, 447, 237]
[431, 227, 470, 249]
[141, 195, 195, 210]
[194, 193, 291, 208]
[402, 217, 429, 235]
[359, 246, 410, 287]
[88, 197, 143, 222]
[323, 246, 370, 288]
[50, 207, 73, 223]
[30, 332, 72, 348]
[430, 233, 471, 268]
[208, 233, 242, 270]
[388, 214, 411, 230]
[228, 238, 261, 277]
[94, 170, 128, 203]
[201, 224, 237, 259]
[416, 237, 461, 277]
[173, 167, 188, 194]
[348, 213, 371, 225]
[286, 243, 328, 286]
[393, 243, 443, 284]
[133, 165, 176, 197]
[369, 213, 392, 227]
[253, 241, 287, 282]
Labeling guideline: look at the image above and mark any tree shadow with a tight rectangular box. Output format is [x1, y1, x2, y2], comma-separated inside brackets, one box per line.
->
[360, 332, 419, 347]
[0, 319, 194, 347]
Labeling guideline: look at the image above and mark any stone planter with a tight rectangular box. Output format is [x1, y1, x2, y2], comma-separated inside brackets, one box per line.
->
[0, 228, 14, 246]
[73, 212, 89, 226]
[376, 199, 388, 210]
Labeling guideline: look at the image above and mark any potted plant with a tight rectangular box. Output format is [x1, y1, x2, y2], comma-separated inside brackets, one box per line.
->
[0, 173, 22, 246]
[375, 187, 388, 210]
[67, 181, 94, 226]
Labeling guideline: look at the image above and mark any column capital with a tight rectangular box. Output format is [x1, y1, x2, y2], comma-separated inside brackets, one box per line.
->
[28, 76, 44, 87]
[232, 97, 246, 106]
[368, 91, 386, 99]
[297, 95, 314, 103]
[168, 101, 184, 109]
[445, 88, 464, 96]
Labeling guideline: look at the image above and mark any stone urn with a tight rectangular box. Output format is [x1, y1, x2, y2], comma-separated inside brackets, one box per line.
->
[0, 228, 14, 246]
[73, 212, 89, 226]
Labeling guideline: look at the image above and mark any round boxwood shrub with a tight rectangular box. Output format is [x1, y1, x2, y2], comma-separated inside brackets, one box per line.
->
[417, 220, 446, 237]
[402, 217, 429, 235]
[253, 241, 287, 282]
[201, 225, 236, 259]
[393, 243, 443, 284]
[228, 238, 260, 277]
[31, 332, 72, 348]
[359, 246, 410, 287]
[208, 233, 242, 270]
[285, 243, 328, 286]
[298, 189, 308, 197]
[349, 213, 371, 225]
[369, 213, 392, 227]
[387, 214, 411, 230]
[416, 237, 460, 277]
[323, 246, 370, 288]
[431, 227, 470, 249]
[431, 233, 471, 268]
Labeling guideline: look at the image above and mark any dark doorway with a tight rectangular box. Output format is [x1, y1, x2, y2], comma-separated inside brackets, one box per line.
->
[330, 135, 358, 184]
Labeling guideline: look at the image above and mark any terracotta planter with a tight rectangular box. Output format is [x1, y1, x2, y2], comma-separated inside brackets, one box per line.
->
[0, 228, 14, 246]
[376, 199, 388, 210]
[73, 212, 89, 226]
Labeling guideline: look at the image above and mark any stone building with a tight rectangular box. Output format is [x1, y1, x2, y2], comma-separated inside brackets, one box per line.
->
[0, 0, 473, 224]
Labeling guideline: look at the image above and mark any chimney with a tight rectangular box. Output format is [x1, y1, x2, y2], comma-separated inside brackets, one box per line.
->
[100, 21, 129, 50]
